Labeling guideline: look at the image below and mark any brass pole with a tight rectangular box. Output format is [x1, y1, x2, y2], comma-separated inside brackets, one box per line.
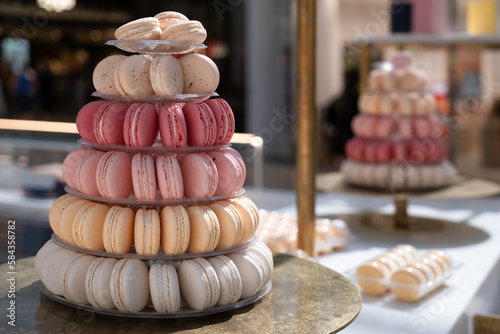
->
[394, 195, 409, 229]
[296, 0, 317, 256]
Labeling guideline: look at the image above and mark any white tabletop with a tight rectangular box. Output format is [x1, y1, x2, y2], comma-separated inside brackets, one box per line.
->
[246, 188, 500, 334]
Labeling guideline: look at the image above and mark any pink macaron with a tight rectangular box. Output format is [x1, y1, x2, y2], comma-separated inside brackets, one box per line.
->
[364, 142, 378, 163]
[123, 103, 158, 147]
[207, 148, 246, 196]
[156, 154, 184, 200]
[204, 99, 235, 145]
[158, 104, 188, 148]
[73, 149, 105, 196]
[180, 153, 218, 198]
[393, 142, 409, 163]
[345, 138, 366, 162]
[408, 140, 426, 165]
[397, 118, 413, 139]
[96, 151, 133, 199]
[413, 117, 431, 138]
[62, 146, 92, 188]
[94, 101, 129, 146]
[183, 102, 216, 147]
[376, 141, 393, 163]
[375, 117, 395, 139]
[132, 153, 158, 201]
[76, 100, 107, 143]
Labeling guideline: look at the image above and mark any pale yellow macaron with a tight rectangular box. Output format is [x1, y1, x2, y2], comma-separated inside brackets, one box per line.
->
[160, 205, 190, 255]
[154, 11, 189, 30]
[72, 202, 110, 251]
[134, 208, 160, 255]
[103, 206, 135, 254]
[114, 17, 162, 40]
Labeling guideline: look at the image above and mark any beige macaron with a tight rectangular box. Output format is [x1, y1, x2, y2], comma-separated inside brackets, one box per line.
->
[40, 248, 78, 296]
[85, 257, 119, 309]
[186, 205, 220, 253]
[226, 197, 259, 245]
[72, 202, 110, 251]
[103, 206, 135, 254]
[154, 11, 189, 30]
[60, 253, 96, 304]
[115, 55, 155, 96]
[114, 17, 162, 40]
[149, 55, 183, 95]
[390, 266, 427, 302]
[93, 55, 126, 95]
[160, 20, 207, 44]
[208, 201, 243, 250]
[178, 53, 219, 94]
[134, 208, 160, 255]
[110, 259, 150, 312]
[149, 263, 181, 313]
[35, 240, 62, 279]
[160, 205, 190, 255]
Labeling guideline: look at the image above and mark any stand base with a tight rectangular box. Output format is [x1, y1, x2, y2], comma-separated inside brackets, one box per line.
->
[361, 214, 446, 231]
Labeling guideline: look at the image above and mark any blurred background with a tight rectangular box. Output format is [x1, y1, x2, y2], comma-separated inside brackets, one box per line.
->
[1, 0, 500, 258]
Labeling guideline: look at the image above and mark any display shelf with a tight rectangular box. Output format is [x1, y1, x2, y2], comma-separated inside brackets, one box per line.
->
[316, 172, 500, 230]
[105, 39, 207, 54]
[51, 233, 258, 260]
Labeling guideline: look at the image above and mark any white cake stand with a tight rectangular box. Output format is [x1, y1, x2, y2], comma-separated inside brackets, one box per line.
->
[316, 172, 500, 231]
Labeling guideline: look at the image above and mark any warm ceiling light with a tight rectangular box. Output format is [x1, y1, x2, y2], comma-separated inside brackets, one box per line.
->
[36, 0, 76, 12]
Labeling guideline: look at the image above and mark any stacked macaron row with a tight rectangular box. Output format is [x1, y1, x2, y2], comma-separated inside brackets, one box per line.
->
[49, 194, 259, 255]
[62, 146, 245, 200]
[356, 245, 452, 302]
[77, 99, 234, 148]
[93, 53, 218, 96]
[342, 52, 456, 191]
[36, 239, 273, 312]
[114, 12, 207, 44]
[39, 10, 273, 316]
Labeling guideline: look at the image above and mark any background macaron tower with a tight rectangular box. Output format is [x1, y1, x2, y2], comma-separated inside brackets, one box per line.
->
[35, 11, 273, 316]
[341, 52, 457, 191]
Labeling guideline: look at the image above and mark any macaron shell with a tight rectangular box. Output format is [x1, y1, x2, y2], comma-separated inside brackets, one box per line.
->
[207, 255, 242, 305]
[61, 253, 96, 304]
[134, 208, 160, 255]
[94, 101, 129, 145]
[49, 194, 78, 236]
[35, 240, 61, 279]
[183, 102, 217, 147]
[246, 244, 273, 284]
[131, 153, 158, 201]
[116, 55, 155, 96]
[150, 55, 183, 96]
[227, 251, 265, 299]
[76, 101, 108, 143]
[92, 55, 126, 95]
[72, 202, 109, 251]
[154, 11, 189, 30]
[40, 248, 77, 296]
[62, 146, 93, 189]
[115, 17, 162, 40]
[156, 154, 183, 200]
[110, 259, 149, 312]
[123, 103, 159, 147]
[103, 206, 135, 254]
[96, 151, 133, 199]
[166, 27, 207, 44]
[186, 206, 220, 253]
[160, 205, 190, 255]
[207, 149, 245, 196]
[205, 99, 235, 144]
[178, 258, 220, 310]
[85, 257, 118, 309]
[208, 201, 243, 250]
[356, 261, 389, 295]
[226, 197, 259, 244]
[158, 104, 188, 148]
[180, 153, 218, 198]
[73, 150, 105, 196]
[178, 54, 219, 94]
[149, 263, 181, 313]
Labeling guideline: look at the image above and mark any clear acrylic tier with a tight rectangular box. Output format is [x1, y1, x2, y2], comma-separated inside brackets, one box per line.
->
[91, 91, 218, 103]
[105, 39, 206, 54]
[77, 139, 230, 154]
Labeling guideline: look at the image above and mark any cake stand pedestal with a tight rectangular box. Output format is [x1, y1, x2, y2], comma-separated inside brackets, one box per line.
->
[316, 173, 500, 231]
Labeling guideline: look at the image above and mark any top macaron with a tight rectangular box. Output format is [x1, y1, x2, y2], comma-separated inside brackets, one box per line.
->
[114, 12, 207, 45]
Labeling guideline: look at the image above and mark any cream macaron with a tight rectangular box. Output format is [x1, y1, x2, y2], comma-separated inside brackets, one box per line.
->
[178, 258, 220, 310]
[114, 17, 162, 40]
[228, 249, 266, 299]
[115, 55, 155, 96]
[149, 263, 181, 313]
[207, 255, 242, 305]
[110, 259, 150, 312]
[160, 20, 207, 44]
[149, 55, 183, 96]
[35, 240, 62, 279]
[154, 11, 189, 30]
[85, 257, 119, 309]
[40, 248, 78, 296]
[160, 205, 190, 255]
[60, 253, 96, 305]
[93, 55, 126, 95]
[178, 54, 219, 94]
[134, 208, 160, 255]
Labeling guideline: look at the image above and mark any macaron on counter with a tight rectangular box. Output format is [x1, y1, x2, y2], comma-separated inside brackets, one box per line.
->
[48, 194, 259, 255]
[62, 148, 246, 200]
[342, 52, 456, 192]
[38, 9, 274, 318]
[76, 99, 235, 147]
[35, 240, 272, 313]
[354, 245, 452, 302]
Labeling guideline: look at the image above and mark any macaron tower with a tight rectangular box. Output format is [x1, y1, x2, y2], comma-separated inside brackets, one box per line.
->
[341, 52, 457, 191]
[35, 11, 273, 316]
